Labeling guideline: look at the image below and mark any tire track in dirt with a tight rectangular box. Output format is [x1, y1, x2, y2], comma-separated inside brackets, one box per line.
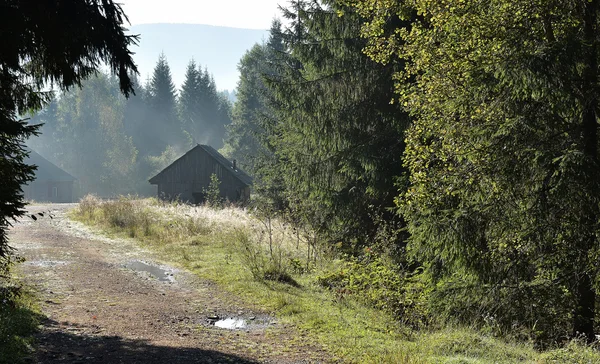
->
[10, 204, 330, 364]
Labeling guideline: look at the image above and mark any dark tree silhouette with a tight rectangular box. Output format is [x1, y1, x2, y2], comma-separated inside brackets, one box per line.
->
[0, 0, 138, 277]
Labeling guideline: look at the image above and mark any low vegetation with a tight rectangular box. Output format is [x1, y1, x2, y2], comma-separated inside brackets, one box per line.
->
[73, 196, 600, 363]
[0, 279, 41, 364]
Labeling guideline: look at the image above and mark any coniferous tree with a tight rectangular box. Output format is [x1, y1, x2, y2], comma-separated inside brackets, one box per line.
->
[179, 59, 202, 142]
[146, 53, 182, 154]
[179, 61, 230, 149]
[223, 44, 271, 173]
[0, 0, 137, 280]
[198, 69, 228, 148]
[264, 1, 408, 246]
[31, 73, 138, 196]
[223, 18, 286, 199]
[123, 73, 149, 152]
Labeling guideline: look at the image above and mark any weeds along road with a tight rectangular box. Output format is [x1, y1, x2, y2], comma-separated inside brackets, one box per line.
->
[10, 204, 329, 364]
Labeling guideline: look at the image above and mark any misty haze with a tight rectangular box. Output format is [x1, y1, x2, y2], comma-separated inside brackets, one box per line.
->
[26, 22, 268, 199]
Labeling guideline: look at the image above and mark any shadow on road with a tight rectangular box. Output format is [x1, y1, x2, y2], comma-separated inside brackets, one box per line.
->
[34, 318, 259, 364]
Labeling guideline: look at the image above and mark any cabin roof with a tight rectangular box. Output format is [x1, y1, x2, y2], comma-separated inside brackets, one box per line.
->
[25, 149, 77, 182]
[148, 144, 253, 186]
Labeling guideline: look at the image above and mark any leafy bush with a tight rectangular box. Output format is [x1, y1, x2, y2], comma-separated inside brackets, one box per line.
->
[317, 251, 429, 328]
[427, 274, 573, 346]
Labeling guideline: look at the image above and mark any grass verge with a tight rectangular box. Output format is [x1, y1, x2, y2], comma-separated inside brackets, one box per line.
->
[72, 196, 600, 363]
[0, 284, 41, 364]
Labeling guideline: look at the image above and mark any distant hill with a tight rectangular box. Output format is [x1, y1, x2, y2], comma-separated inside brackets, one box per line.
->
[128, 23, 269, 92]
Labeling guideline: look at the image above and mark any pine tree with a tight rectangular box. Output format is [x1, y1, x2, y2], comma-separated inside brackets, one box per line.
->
[0, 0, 137, 281]
[179, 59, 202, 142]
[146, 53, 182, 154]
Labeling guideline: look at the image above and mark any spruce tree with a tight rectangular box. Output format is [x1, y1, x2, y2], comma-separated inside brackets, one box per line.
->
[224, 44, 272, 173]
[223, 18, 287, 202]
[179, 59, 202, 142]
[265, 1, 408, 246]
[146, 53, 181, 154]
[0, 0, 137, 281]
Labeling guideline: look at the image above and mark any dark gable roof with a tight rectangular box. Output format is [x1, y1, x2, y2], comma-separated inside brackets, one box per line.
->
[149, 144, 253, 186]
[25, 149, 76, 182]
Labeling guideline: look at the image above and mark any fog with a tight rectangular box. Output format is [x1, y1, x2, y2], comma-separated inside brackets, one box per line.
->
[27, 59, 232, 199]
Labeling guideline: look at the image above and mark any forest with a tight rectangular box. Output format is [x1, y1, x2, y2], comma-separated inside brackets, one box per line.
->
[226, 0, 600, 345]
[28, 54, 232, 197]
[3, 0, 600, 360]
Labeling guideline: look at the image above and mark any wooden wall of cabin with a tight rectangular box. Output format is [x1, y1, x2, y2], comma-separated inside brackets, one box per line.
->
[154, 148, 250, 203]
[23, 180, 74, 203]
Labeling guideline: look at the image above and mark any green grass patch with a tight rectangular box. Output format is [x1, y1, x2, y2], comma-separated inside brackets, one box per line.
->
[0, 285, 42, 364]
[71, 196, 600, 363]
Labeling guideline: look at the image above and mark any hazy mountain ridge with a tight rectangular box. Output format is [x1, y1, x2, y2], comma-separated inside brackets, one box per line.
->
[128, 23, 269, 92]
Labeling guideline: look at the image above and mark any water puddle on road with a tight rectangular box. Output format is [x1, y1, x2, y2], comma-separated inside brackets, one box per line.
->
[209, 315, 274, 330]
[25, 260, 69, 267]
[214, 318, 247, 329]
[124, 260, 174, 282]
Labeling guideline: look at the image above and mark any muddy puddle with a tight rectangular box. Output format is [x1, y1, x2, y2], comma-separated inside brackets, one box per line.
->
[123, 260, 175, 282]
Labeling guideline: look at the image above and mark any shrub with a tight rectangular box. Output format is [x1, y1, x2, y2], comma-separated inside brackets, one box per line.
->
[78, 194, 101, 219]
[317, 251, 429, 329]
[233, 228, 298, 286]
[428, 274, 573, 346]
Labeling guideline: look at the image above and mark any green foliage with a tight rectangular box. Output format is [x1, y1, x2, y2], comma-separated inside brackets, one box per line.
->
[72, 196, 600, 363]
[135, 52, 189, 157]
[145, 145, 180, 182]
[31, 73, 139, 197]
[0, 286, 41, 364]
[353, 0, 600, 342]
[180, 60, 231, 149]
[259, 0, 408, 248]
[223, 19, 284, 186]
[203, 173, 223, 207]
[1, 0, 136, 302]
[317, 252, 429, 329]
[30, 54, 230, 199]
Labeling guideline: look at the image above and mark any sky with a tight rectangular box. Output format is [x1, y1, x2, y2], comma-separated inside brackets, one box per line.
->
[119, 0, 285, 29]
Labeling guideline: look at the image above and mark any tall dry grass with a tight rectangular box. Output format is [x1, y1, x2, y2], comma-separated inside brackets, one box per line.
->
[75, 195, 314, 282]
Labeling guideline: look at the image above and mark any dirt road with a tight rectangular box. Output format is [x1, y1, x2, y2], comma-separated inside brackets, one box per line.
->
[10, 204, 330, 363]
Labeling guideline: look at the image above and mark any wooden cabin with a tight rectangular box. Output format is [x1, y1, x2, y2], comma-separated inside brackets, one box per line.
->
[149, 144, 252, 204]
[23, 150, 76, 203]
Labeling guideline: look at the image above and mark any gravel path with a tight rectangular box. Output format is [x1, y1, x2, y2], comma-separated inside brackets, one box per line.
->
[10, 204, 329, 364]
